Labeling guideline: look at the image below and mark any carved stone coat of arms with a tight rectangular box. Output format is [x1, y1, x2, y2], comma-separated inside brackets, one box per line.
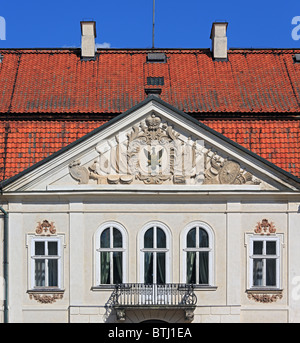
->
[69, 112, 260, 186]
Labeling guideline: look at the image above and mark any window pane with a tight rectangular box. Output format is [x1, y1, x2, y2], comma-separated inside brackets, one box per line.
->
[113, 252, 123, 284]
[100, 252, 110, 284]
[253, 258, 263, 286]
[187, 251, 196, 284]
[144, 228, 154, 248]
[35, 259, 45, 287]
[113, 228, 122, 248]
[157, 228, 166, 248]
[100, 228, 110, 248]
[35, 241, 45, 256]
[199, 228, 209, 248]
[48, 259, 58, 287]
[266, 241, 277, 255]
[48, 241, 58, 256]
[253, 241, 263, 255]
[157, 252, 165, 284]
[144, 252, 153, 284]
[199, 251, 209, 284]
[266, 259, 277, 286]
[187, 228, 196, 248]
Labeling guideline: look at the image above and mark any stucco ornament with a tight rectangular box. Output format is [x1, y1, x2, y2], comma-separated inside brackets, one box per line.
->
[29, 293, 63, 304]
[203, 150, 260, 185]
[68, 111, 261, 186]
[254, 219, 276, 235]
[69, 112, 205, 185]
[36, 220, 56, 235]
[69, 159, 89, 184]
[247, 292, 282, 303]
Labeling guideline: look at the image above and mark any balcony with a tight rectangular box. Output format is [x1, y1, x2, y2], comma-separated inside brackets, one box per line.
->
[111, 283, 197, 321]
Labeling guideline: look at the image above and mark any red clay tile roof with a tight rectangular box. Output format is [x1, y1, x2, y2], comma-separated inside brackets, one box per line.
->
[0, 48, 300, 181]
[0, 48, 300, 114]
[0, 119, 299, 181]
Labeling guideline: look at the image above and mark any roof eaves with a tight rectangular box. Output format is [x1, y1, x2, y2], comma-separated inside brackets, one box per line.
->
[1, 95, 300, 190]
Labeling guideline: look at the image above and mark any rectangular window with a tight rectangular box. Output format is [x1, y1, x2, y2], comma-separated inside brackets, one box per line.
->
[147, 77, 164, 86]
[250, 237, 280, 289]
[31, 237, 62, 289]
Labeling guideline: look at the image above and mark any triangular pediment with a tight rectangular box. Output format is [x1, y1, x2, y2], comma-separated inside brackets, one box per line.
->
[2, 97, 300, 192]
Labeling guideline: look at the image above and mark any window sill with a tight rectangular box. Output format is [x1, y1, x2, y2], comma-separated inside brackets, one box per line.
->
[27, 288, 65, 294]
[91, 285, 115, 290]
[193, 285, 218, 291]
[246, 288, 283, 294]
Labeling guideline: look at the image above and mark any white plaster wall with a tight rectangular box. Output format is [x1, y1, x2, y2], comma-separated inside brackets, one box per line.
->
[3, 194, 300, 323]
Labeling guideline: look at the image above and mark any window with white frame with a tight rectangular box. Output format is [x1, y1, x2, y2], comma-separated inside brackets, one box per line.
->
[139, 222, 171, 284]
[182, 222, 214, 285]
[30, 236, 63, 289]
[249, 236, 280, 288]
[95, 222, 127, 285]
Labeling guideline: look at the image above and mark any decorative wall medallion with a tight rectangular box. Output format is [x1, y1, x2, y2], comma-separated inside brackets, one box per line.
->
[36, 220, 56, 235]
[247, 292, 282, 303]
[29, 293, 63, 304]
[254, 219, 276, 235]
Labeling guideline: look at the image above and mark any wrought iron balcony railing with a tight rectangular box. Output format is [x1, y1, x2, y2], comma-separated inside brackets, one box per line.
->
[110, 283, 197, 320]
[114, 283, 197, 307]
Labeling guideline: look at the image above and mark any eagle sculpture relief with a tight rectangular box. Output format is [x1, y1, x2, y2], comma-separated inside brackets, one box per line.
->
[144, 147, 163, 172]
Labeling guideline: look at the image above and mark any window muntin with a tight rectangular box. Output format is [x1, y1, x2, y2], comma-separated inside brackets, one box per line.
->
[185, 227, 210, 284]
[143, 226, 167, 284]
[31, 238, 61, 289]
[250, 237, 280, 288]
[140, 222, 171, 285]
[182, 222, 214, 286]
[95, 223, 127, 286]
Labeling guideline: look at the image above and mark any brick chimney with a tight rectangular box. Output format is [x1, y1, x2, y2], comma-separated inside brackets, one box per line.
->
[80, 21, 96, 59]
[210, 22, 228, 61]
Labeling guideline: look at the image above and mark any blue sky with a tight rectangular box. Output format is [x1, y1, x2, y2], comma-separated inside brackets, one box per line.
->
[0, 0, 300, 49]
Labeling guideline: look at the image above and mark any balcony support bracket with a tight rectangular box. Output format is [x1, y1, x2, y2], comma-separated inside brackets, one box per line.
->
[116, 307, 126, 321]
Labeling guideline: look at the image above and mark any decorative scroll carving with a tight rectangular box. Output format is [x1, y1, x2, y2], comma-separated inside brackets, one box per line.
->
[254, 219, 276, 235]
[29, 293, 63, 304]
[247, 292, 282, 303]
[36, 220, 56, 235]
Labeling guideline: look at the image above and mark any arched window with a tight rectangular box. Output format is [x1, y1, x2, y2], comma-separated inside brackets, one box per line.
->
[139, 222, 171, 284]
[182, 222, 214, 285]
[95, 222, 127, 285]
